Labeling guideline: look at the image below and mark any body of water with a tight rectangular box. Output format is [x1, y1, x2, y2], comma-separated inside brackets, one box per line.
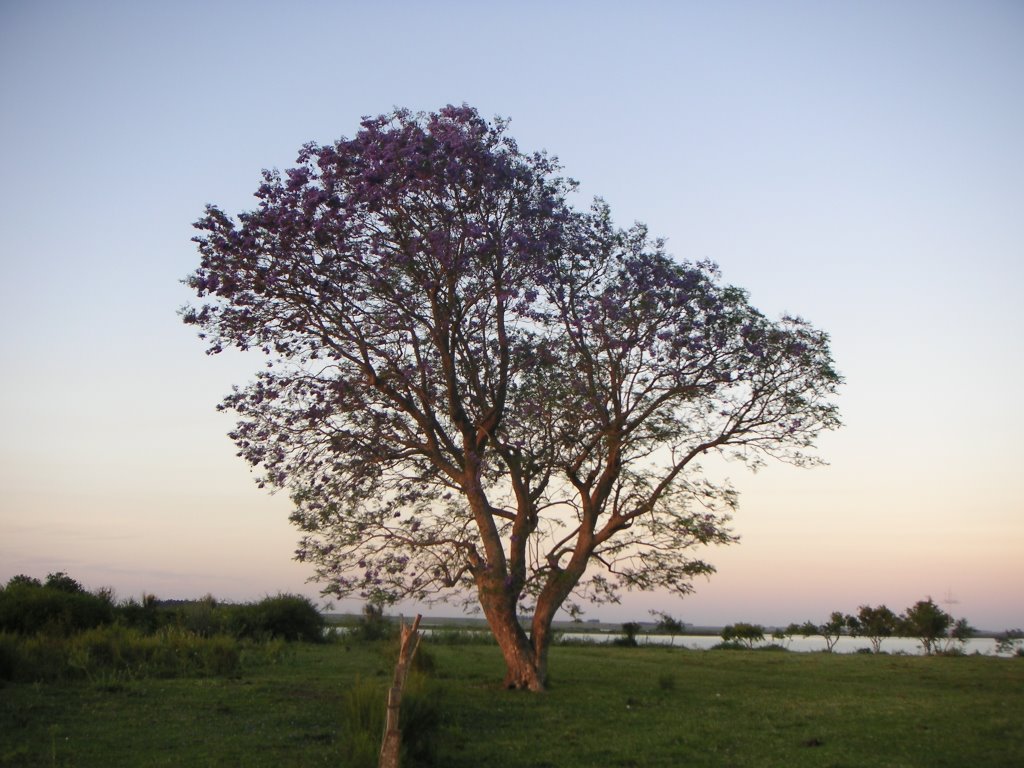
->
[555, 632, 1004, 656]
[333, 623, 1013, 656]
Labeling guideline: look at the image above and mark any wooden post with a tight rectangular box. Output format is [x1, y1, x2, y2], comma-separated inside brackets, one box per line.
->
[379, 614, 422, 768]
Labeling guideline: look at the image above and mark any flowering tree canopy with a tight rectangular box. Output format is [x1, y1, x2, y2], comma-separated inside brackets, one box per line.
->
[184, 105, 841, 689]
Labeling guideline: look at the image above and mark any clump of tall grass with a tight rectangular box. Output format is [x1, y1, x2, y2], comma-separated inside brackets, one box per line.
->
[338, 672, 443, 768]
[339, 678, 385, 768]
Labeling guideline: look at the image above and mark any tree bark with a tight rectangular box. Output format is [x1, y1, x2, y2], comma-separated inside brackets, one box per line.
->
[476, 579, 545, 691]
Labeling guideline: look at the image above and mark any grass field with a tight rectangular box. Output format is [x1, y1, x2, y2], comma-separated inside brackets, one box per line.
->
[2, 641, 1021, 767]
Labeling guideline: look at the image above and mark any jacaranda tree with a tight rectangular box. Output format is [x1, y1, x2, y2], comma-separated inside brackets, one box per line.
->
[184, 105, 841, 690]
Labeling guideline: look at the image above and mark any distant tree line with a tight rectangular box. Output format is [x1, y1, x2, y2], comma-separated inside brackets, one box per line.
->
[634, 599, 1021, 657]
[718, 598, 984, 655]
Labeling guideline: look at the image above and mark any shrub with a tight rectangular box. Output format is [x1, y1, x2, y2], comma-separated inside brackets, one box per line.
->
[116, 594, 165, 634]
[0, 581, 114, 636]
[259, 594, 324, 641]
[349, 601, 395, 642]
[710, 640, 748, 651]
[3, 633, 72, 682]
[228, 594, 325, 642]
[44, 572, 86, 594]
[614, 622, 642, 647]
[0, 632, 17, 680]
[174, 595, 230, 637]
[202, 635, 242, 676]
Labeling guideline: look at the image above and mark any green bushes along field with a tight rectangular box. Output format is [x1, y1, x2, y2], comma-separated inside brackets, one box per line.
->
[0, 573, 322, 683]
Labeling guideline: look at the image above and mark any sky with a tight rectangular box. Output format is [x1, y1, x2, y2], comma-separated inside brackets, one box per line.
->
[1, 0, 1021, 630]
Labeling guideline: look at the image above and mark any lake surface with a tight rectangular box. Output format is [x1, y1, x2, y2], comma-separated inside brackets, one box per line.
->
[555, 632, 1003, 656]
[336, 624, 1012, 656]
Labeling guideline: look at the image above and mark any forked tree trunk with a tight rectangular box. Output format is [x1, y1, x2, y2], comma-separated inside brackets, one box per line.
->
[498, 634, 545, 691]
[477, 581, 546, 691]
[477, 575, 580, 691]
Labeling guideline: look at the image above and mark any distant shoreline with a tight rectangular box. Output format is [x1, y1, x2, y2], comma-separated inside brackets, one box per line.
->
[322, 613, 1006, 639]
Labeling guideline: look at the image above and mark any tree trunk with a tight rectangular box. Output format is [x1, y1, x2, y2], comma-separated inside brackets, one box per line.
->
[499, 638, 545, 691]
[477, 580, 546, 691]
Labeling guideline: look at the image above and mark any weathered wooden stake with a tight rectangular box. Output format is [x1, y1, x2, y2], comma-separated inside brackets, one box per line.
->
[379, 614, 422, 768]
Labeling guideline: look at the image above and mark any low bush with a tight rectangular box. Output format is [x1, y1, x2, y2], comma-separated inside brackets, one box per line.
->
[348, 601, 395, 642]
[229, 594, 325, 642]
[174, 595, 230, 637]
[710, 640, 748, 651]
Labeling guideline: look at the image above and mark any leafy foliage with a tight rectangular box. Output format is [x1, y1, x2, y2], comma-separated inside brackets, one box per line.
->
[614, 621, 643, 647]
[901, 598, 954, 655]
[228, 594, 326, 642]
[721, 622, 765, 649]
[650, 611, 684, 644]
[847, 604, 899, 653]
[44, 571, 87, 594]
[1, 574, 322, 645]
[0, 575, 114, 636]
[183, 104, 842, 687]
[796, 612, 853, 652]
[0, 574, 317, 683]
[995, 629, 1024, 656]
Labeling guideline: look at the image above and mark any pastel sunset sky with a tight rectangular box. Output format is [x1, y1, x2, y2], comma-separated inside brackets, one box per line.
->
[1, 1, 1021, 629]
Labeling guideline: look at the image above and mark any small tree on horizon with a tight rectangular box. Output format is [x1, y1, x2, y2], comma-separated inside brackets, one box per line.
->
[650, 611, 685, 645]
[848, 604, 899, 653]
[184, 104, 841, 691]
[994, 629, 1023, 656]
[798, 611, 851, 652]
[944, 616, 975, 654]
[616, 621, 643, 647]
[902, 598, 953, 655]
[773, 623, 802, 648]
[721, 622, 765, 649]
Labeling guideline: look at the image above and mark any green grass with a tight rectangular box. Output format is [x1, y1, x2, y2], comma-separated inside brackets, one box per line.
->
[433, 645, 1024, 767]
[1, 642, 1021, 767]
